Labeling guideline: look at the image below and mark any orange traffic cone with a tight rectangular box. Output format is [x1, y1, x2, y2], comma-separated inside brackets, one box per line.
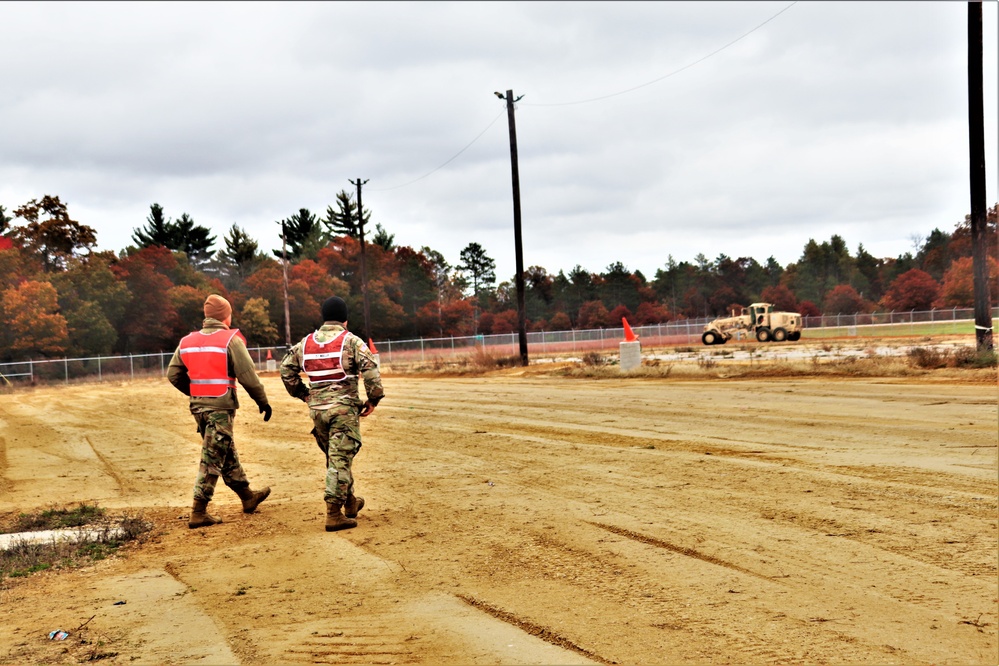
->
[622, 317, 639, 342]
[266, 349, 272, 360]
[368, 338, 378, 354]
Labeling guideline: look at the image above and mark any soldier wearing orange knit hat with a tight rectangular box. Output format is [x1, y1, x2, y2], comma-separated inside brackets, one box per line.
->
[167, 294, 273, 528]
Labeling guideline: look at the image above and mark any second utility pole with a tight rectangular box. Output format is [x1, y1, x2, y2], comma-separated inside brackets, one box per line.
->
[349, 177, 372, 342]
[500, 89, 529, 366]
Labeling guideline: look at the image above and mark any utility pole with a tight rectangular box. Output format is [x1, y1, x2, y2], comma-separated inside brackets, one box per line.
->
[496, 89, 529, 366]
[280, 220, 291, 346]
[968, 2, 993, 351]
[349, 178, 372, 341]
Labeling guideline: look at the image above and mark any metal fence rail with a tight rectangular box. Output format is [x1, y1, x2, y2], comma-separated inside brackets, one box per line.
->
[2, 307, 996, 384]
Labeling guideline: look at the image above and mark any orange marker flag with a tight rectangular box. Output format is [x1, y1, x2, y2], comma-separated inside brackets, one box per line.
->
[368, 338, 379, 354]
[622, 317, 638, 342]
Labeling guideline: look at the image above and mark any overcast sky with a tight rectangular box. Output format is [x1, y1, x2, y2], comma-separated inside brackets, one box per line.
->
[1, 1, 996, 282]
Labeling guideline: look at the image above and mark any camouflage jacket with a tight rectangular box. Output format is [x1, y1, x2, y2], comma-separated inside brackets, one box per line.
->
[166, 318, 269, 412]
[280, 323, 384, 410]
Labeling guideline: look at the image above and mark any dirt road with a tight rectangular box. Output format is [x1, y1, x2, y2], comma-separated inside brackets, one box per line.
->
[1, 370, 996, 664]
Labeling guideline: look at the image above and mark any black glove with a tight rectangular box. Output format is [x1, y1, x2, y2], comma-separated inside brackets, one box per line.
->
[259, 403, 272, 422]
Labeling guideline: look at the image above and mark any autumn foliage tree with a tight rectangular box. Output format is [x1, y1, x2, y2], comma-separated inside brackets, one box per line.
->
[823, 284, 868, 315]
[0, 280, 69, 359]
[880, 269, 940, 312]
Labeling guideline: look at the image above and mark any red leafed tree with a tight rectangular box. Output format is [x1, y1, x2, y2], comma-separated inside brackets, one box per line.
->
[934, 256, 999, 308]
[577, 300, 610, 328]
[608, 304, 633, 328]
[880, 269, 940, 312]
[490, 309, 519, 334]
[633, 301, 670, 325]
[0, 280, 69, 359]
[797, 300, 820, 317]
[760, 284, 798, 313]
[823, 284, 868, 315]
[112, 250, 179, 352]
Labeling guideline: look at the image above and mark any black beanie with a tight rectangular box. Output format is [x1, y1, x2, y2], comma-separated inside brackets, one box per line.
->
[321, 296, 348, 323]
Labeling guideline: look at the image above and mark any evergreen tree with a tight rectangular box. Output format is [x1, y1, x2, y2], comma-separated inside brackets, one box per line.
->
[216, 223, 260, 284]
[372, 223, 395, 251]
[322, 190, 371, 240]
[132, 203, 174, 247]
[173, 213, 216, 267]
[132, 204, 216, 267]
[273, 208, 322, 261]
[458, 242, 496, 299]
[0, 205, 11, 233]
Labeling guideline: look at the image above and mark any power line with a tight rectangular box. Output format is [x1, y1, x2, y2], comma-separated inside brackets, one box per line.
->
[370, 110, 506, 192]
[522, 1, 797, 108]
[367, 2, 795, 190]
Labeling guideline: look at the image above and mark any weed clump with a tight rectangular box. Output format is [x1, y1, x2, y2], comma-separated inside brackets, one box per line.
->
[1, 504, 152, 582]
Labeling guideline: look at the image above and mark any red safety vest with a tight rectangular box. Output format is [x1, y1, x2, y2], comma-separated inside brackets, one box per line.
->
[302, 330, 353, 385]
[178, 328, 245, 397]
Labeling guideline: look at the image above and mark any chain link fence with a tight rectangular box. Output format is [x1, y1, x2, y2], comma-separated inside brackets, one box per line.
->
[2, 307, 996, 384]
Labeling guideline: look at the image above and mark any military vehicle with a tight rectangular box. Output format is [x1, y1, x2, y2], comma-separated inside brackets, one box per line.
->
[701, 302, 802, 345]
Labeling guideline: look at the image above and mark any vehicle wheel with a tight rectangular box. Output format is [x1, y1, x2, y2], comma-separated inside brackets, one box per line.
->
[702, 331, 718, 345]
[772, 327, 787, 342]
[756, 328, 771, 343]
[788, 331, 801, 341]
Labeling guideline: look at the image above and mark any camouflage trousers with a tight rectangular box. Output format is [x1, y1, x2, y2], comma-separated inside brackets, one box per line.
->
[191, 409, 249, 502]
[309, 405, 363, 504]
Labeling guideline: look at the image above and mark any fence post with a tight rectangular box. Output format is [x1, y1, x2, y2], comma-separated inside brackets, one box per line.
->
[98, 355, 102, 382]
[129, 354, 134, 380]
[161, 353, 165, 376]
[420, 338, 424, 362]
[29, 359, 33, 383]
[572, 329, 576, 353]
[387, 340, 392, 363]
[64, 358, 69, 384]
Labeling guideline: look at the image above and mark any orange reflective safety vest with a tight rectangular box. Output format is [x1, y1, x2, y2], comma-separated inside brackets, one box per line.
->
[302, 330, 354, 385]
[178, 328, 246, 397]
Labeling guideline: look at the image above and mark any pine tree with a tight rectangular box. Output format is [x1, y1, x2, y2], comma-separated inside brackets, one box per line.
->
[273, 208, 322, 261]
[458, 242, 496, 298]
[216, 223, 260, 284]
[132, 204, 174, 247]
[322, 190, 371, 240]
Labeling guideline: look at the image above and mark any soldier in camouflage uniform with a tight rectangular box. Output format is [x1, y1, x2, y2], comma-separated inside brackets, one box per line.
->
[167, 294, 273, 528]
[280, 296, 384, 532]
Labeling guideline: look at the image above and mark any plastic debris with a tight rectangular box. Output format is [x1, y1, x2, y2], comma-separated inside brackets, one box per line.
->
[113, 600, 126, 606]
[48, 630, 69, 641]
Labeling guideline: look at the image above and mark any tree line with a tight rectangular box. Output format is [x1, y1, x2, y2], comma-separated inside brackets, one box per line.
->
[0, 193, 995, 362]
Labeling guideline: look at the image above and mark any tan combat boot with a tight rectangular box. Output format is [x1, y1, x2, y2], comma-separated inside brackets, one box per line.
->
[344, 494, 365, 519]
[325, 501, 357, 532]
[189, 499, 222, 529]
[235, 486, 271, 513]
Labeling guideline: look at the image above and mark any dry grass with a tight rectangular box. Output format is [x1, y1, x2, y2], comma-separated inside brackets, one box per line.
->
[0, 503, 152, 582]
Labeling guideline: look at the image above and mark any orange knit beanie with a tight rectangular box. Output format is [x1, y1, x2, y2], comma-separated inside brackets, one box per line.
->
[203, 294, 232, 321]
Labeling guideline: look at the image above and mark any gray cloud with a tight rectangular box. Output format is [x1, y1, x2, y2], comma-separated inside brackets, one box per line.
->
[0, 1, 994, 282]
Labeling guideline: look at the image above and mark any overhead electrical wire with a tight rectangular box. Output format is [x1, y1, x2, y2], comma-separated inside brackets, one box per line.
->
[370, 109, 506, 192]
[370, 1, 796, 190]
[523, 1, 798, 107]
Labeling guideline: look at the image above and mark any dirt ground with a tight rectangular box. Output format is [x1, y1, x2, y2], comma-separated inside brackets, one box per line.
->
[0, 356, 996, 665]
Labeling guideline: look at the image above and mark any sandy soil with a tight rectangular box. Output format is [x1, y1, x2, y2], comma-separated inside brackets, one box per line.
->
[0, 364, 996, 665]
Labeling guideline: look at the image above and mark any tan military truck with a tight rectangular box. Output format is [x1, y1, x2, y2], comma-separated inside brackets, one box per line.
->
[701, 302, 802, 345]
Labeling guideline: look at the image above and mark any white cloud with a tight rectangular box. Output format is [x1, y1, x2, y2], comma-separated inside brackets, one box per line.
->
[0, 1, 994, 281]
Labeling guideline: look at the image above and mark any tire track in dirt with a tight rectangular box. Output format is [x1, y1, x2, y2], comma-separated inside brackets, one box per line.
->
[588, 521, 776, 582]
[83, 435, 134, 495]
[456, 594, 613, 665]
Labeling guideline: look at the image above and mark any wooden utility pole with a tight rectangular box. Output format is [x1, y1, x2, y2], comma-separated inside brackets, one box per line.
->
[498, 89, 529, 366]
[349, 178, 372, 341]
[968, 2, 993, 351]
[280, 220, 291, 346]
